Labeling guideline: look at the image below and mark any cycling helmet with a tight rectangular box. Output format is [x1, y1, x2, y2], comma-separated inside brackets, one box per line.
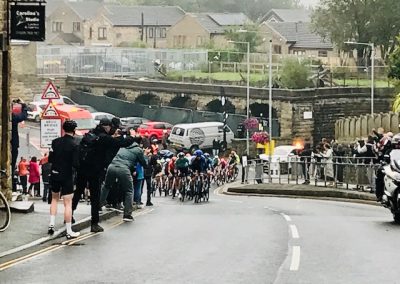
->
[194, 149, 203, 157]
[166, 158, 171, 163]
[392, 133, 400, 149]
[204, 153, 210, 158]
[178, 152, 185, 158]
[152, 139, 158, 143]
[63, 120, 77, 132]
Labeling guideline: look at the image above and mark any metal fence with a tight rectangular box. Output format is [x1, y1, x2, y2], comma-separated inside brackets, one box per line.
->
[243, 156, 379, 191]
[37, 45, 208, 76]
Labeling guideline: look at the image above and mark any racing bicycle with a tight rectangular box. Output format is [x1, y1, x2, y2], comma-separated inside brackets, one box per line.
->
[0, 170, 11, 232]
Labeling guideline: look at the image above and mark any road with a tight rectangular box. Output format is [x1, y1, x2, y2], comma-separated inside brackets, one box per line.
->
[1, 188, 399, 283]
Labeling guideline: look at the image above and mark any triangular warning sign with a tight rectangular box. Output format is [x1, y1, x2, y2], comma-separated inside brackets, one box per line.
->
[42, 103, 59, 118]
[41, 82, 60, 100]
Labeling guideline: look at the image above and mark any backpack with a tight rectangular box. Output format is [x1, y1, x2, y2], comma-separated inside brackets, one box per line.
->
[78, 132, 99, 166]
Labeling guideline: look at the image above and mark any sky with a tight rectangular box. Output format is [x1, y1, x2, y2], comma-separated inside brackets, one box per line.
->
[299, 0, 319, 7]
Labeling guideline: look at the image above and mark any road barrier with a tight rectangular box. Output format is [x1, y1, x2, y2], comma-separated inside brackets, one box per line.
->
[242, 156, 379, 191]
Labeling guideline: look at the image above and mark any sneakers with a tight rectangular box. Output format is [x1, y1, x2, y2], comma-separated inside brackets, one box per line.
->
[66, 231, 80, 239]
[91, 224, 104, 233]
[123, 215, 134, 222]
[48, 225, 55, 235]
[146, 202, 153, 206]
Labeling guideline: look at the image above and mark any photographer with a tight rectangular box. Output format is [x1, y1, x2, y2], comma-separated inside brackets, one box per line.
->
[11, 98, 28, 191]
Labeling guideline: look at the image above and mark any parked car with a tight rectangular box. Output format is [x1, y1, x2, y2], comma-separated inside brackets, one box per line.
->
[120, 117, 150, 131]
[91, 112, 115, 125]
[136, 122, 173, 141]
[260, 145, 300, 175]
[27, 102, 47, 122]
[33, 94, 76, 105]
[76, 105, 98, 113]
[169, 122, 234, 153]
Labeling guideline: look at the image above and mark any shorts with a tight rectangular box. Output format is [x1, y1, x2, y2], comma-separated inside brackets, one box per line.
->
[50, 177, 74, 196]
[177, 168, 189, 176]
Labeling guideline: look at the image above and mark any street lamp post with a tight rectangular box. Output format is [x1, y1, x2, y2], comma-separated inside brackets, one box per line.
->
[345, 41, 375, 115]
[228, 40, 250, 156]
[268, 39, 273, 183]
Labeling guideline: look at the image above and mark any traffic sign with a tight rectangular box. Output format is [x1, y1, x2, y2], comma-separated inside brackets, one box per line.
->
[41, 82, 60, 100]
[40, 119, 61, 148]
[42, 103, 59, 118]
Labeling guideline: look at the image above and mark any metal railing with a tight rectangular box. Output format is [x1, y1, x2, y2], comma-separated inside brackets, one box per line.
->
[243, 156, 379, 191]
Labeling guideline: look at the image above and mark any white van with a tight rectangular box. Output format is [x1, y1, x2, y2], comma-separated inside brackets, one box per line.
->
[169, 122, 234, 152]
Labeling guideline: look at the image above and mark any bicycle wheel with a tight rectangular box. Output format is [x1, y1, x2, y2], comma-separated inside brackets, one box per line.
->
[0, 191, 11, 232]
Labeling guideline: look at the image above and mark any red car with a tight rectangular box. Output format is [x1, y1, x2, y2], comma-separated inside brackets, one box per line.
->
[137, 121, 173, 141]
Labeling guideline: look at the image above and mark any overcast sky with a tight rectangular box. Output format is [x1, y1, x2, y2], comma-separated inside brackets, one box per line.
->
[299, 0, 319, 7]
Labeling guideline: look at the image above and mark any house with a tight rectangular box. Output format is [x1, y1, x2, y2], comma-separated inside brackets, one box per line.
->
[260, 9, 311, 23]
[85, 5, 186, 48]
[259, 21, 337, 63]
[46, 1, 103, 45]
[167, 13, 252, 49]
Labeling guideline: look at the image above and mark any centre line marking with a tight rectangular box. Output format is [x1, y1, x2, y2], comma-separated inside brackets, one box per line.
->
[281, 213, 292, 222]
[290, 246, 301, 271]
[290, 225, 299, 239]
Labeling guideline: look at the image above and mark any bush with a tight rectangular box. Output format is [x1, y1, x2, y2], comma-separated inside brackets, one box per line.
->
[205, 99, 236, 113]
[135, 92, 160, 106]
[279, 58, 311, 89]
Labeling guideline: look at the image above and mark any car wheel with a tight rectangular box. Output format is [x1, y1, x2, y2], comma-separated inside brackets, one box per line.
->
[189, 145, 199, 154]
[34, 115, 40, 122]
[150, 135, 157, 142]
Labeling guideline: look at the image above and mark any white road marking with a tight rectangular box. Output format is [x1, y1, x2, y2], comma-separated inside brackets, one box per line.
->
[290, 246, 301, 271]
[228, 200, 243, 204]
[281, 213, 292, 222]
[290, 225, 299, 239]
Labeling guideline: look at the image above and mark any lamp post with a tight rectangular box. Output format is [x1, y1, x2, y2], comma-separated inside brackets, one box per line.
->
[268, 39, 273, 183]
[220, 87, 228, 151]
[344, 41, 375, 115]
[228, 40, 250, 156]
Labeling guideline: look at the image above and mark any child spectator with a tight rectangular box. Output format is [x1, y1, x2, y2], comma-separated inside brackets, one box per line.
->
[28, 156, 40, 197]
[18, 157, 29, 194]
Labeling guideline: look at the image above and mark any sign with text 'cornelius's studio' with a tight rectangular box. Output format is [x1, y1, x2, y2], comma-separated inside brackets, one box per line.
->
[10, 4, 45, 41]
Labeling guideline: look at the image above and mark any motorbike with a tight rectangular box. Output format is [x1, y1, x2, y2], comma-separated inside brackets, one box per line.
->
[382, 150, 400, 223]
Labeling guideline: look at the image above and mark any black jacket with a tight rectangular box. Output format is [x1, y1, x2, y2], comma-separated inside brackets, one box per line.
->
[144, 154, 158, 177]
[48, 134, 79, 181]
[104, 134, 135, 168]
[11, 104, 28, 150]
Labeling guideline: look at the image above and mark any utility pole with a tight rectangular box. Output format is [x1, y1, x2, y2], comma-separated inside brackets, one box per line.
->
[220, 87, 227, 151]
[1, 0, 11, 195]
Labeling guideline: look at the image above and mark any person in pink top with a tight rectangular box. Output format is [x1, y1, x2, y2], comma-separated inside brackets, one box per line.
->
[28, 156, 41, 197]
[18, 157, 29, 194]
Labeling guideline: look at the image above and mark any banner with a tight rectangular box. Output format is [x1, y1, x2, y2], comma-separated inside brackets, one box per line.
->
[10, 4, 45, 41]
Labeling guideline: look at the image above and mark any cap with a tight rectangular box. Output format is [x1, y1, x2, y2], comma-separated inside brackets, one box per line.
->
[99, 118, 112, 126]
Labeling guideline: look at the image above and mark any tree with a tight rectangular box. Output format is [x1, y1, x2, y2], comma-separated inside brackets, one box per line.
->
[312, 0, 400, 64]
[388, 37, 400, 80]
[279, 58, 311, 89]
[225, 25, 262, 54]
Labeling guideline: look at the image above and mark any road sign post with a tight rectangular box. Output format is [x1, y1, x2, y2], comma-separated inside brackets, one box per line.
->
[40, 83, 62, 148]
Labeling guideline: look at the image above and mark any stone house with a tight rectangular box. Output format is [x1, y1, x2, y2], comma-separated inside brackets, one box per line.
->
[46, 1, 102, 45]
[85, 5, 185, 48]
[260, 9, 311, 23]
[166, 13, 252, 49]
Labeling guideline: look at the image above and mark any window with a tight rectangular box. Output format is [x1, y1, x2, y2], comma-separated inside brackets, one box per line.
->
[149, 28, 154, 38]
[318, 50, 328, 57]
[154, 124, 164, 129]
[196, 36, 203, 47]
[172, 127, 185, 136]
[273, 45, 282, 54]
[98, 27, 107, 40]
[52, 22, 63, 32]
[73, 22, 81, 32]
[89, 27, 93, 39]
[293, 50, 306, 56]
[160, 28, 167, 38]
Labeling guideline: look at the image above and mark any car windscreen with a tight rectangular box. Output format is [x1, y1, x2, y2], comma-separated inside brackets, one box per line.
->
[172, 127, 185, 136]
[75, 118, 96, 130]
[274, 147, 293, 156]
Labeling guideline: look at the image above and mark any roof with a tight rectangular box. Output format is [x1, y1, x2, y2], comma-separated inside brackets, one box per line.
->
[46, 0, 63, 16]
[66, 1, 103, 20]
[190, 13, 249, 34]
[207, 13, 251, 26]
[268, 22, 333, 49]
[174, 122, 224, 128]
[50, 32, 83, 44]
[261, 9, 311, 23]
[103, 5, 185, 26]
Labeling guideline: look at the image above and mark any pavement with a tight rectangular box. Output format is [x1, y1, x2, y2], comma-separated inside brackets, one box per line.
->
[0, 199, 117, 258]
[226, 182, 378, 204]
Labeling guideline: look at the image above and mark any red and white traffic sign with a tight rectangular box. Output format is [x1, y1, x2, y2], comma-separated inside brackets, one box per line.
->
[41, 82, 60, 100]
[42, 103, 59, 118]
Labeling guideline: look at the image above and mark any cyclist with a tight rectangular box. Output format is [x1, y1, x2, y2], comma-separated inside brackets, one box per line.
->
[168, 156, 178, 198]
[228, 151, 240, 180]
[175, 152, 190, 199]
[191, 150, 206, 174]
[204, 153, 214, 184]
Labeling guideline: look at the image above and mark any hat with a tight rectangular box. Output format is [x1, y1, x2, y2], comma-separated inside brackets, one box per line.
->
[99, 118, 112, 126]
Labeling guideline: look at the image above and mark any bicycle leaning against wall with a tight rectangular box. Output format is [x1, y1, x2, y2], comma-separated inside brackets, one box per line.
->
[0, 170, 11, 232]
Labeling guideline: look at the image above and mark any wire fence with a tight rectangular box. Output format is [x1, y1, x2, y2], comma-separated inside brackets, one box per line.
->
[243, 156, 379, 192]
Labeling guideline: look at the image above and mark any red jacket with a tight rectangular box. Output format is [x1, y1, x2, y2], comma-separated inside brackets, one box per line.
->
[28, 161, 40, 183]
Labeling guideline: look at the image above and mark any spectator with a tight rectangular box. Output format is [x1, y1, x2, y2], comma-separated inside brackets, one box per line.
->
[300, 143, 312, 184]
[133, 161, 145, 208]
[161, 130, 169, 150]
[212, 138, 220, 157]
[151, 139, 159, 155]
[322, 144, 334, 186]
[11, 98, 28, 191]
[357, 136, 378, 192]
[144, 148, 157, 206]
[142, 133, 151, 149]
[18, 157, 29, 194]
[28, 156, 40, 197]
[40, 153, 52, 203]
